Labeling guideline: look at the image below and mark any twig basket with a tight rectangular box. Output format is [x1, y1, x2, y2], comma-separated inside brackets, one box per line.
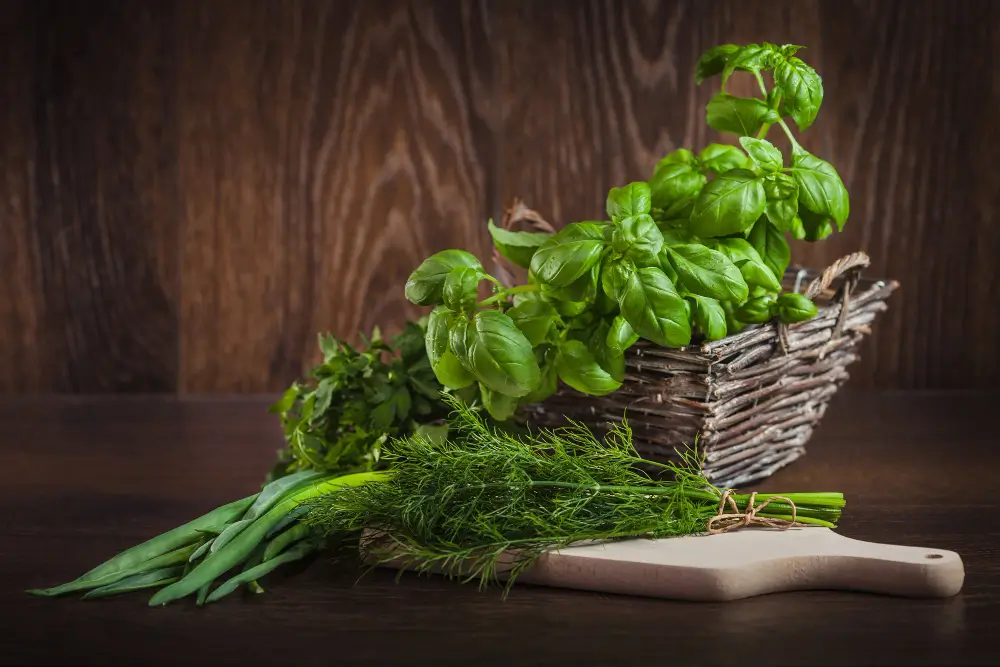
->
[498, 200, 899, 489]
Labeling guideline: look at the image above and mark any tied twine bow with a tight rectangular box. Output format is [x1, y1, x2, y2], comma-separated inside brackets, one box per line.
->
[705, 490, 805, 534]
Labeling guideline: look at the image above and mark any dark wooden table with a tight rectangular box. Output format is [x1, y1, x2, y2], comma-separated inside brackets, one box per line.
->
[2, 392, 998, 666]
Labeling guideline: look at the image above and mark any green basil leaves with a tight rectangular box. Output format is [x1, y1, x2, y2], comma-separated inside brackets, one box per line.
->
[691, 169, 766, 237]
[529, 222, 606, 287]
[405, 250, 483, 306]
[402, 41, 843, 420]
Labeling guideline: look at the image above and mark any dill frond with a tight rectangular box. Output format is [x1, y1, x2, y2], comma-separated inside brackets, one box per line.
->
[301, 394, 842, 594]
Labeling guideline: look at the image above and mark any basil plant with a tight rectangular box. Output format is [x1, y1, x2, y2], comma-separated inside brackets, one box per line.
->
[404, 42, 848, 420]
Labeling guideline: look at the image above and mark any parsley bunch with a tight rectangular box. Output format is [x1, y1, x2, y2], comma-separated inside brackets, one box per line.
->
[266, 321, 453, 482]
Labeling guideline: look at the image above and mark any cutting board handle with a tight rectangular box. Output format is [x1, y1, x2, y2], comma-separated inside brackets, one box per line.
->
[805, 532, 964, 598]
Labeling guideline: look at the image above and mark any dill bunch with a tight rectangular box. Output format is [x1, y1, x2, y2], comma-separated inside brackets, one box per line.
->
[302, 394, 844, 592]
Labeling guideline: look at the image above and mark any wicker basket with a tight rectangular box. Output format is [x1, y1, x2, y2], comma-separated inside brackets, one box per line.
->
[523, 251, 898, 488]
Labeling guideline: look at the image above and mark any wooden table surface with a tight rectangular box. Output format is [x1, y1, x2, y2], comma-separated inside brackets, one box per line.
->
[2, 392, 998, 666]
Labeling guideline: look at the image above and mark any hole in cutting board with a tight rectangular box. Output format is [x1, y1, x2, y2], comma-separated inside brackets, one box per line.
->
[925, 553, 943, 559]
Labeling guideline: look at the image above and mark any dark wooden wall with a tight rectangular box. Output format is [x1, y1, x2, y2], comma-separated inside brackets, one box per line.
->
[1, 0, 997, 393]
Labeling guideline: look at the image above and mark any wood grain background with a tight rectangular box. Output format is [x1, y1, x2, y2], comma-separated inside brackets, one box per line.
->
[1, 0, 997, 393]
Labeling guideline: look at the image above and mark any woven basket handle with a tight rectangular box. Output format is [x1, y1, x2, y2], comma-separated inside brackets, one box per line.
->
[779, 251, 871, 357]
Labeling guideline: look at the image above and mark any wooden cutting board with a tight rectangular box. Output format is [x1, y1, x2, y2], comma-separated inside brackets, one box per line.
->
[377, 528, 964, 601]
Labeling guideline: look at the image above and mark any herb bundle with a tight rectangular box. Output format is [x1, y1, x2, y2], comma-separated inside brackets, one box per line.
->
[405, 42, 849, 420]
[303, 394, 844, 592]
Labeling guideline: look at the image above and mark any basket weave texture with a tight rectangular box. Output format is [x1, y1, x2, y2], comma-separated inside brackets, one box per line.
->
[524, 252, 898, 489]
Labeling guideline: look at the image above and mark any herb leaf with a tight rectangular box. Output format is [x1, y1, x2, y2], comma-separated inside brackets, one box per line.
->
[506, 299, 559, 347]
[442, 266, 482, 313]
[589, 320, 626, 383]
[666, 244, 748, 302]
[600, 255, 635, 303]
[776, 292, 818, 323]
[739, 137, 783, 172]
[404, 250, 483, 306]
[699, 144, 750, 175]
[649, 163, 706, 211]
[458, 310, 540, 398]
[487, 219, 552, 269]
[789, 148, 849, 230]
[606, 315, 639, 353]
[690, 168, 766, 238]
[612, 213, 664, 266]
[775, 57, 824, 130]
[529, 222, 607, 287]
[606, 181, 652, 219]
[706, 93, 776, 137]
[694, 44, 740, 83]
[748, 216, 791, 283]
[619, 267, 691, 347]
[479, 383, 518, 421]
[688, 295, 728, 341]
[555, 339, 622, 396]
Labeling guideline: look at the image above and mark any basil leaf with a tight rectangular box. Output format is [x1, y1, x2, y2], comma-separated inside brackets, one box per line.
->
[739, 137, 783, 172]
[748, 216, 791, 282]
[506, 299, 559, 347]
[606, 181, 652, 220]
[789, 148, 849, 230]
[706, 93, 776, 137]
[555, 299, 588, 317]
[612, 214, 664, 267]
[600, 255, 635, 303]
[735, 295, 777, 324]
[426, 307, 475, 389]
[709, 237, 763, 265]
[619, 267, 691, 348]
[479, 383, 518, 421]
[442, 266, 482, 313]
[666, 244, 748, 302]
[699, 144, 750, 175]
[654, 148, 697, 168]
[404, 249, 483, 306]
[763, 172, 799, 231]
[775, 57, 823, 131]
[738, 260, 781, 292]
[800, 208, 834, 241]
[722, 301, 746, 334]
[729, 43, 782, 74]
[551, 263, 600, 304]
[555, 339, 621, 396]
[606, 315, 639, 353]
[659, 227, 695, 247]
[457, 310, 540, 397]
[589, 320, 625, 383]
[529, 222, 607, 287]
[649, 163, 706, 211]
[776, 293, 818, 323]
[764, 172, 798, 200]
[789, 214, 806, 240]
[521, 345, 559, 404]
[694, 44, 740, 84]
[690, 169, 766, 238]
[688, 295, 728, 342]
[487, 219, 552, 269]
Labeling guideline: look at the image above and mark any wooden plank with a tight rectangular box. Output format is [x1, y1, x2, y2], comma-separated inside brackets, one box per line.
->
[0, 0, 43, 391]
[177, 0, 496, 392]
[0, 1, 179, 392]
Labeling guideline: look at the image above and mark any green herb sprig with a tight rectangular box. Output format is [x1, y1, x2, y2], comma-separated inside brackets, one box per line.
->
[303, 394, 844, 593]
[266, 321, 454, 481]
[404, 42, 848, 420]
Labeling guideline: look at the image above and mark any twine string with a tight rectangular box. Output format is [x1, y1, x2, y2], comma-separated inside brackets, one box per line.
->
[705, 490, 803, 534]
